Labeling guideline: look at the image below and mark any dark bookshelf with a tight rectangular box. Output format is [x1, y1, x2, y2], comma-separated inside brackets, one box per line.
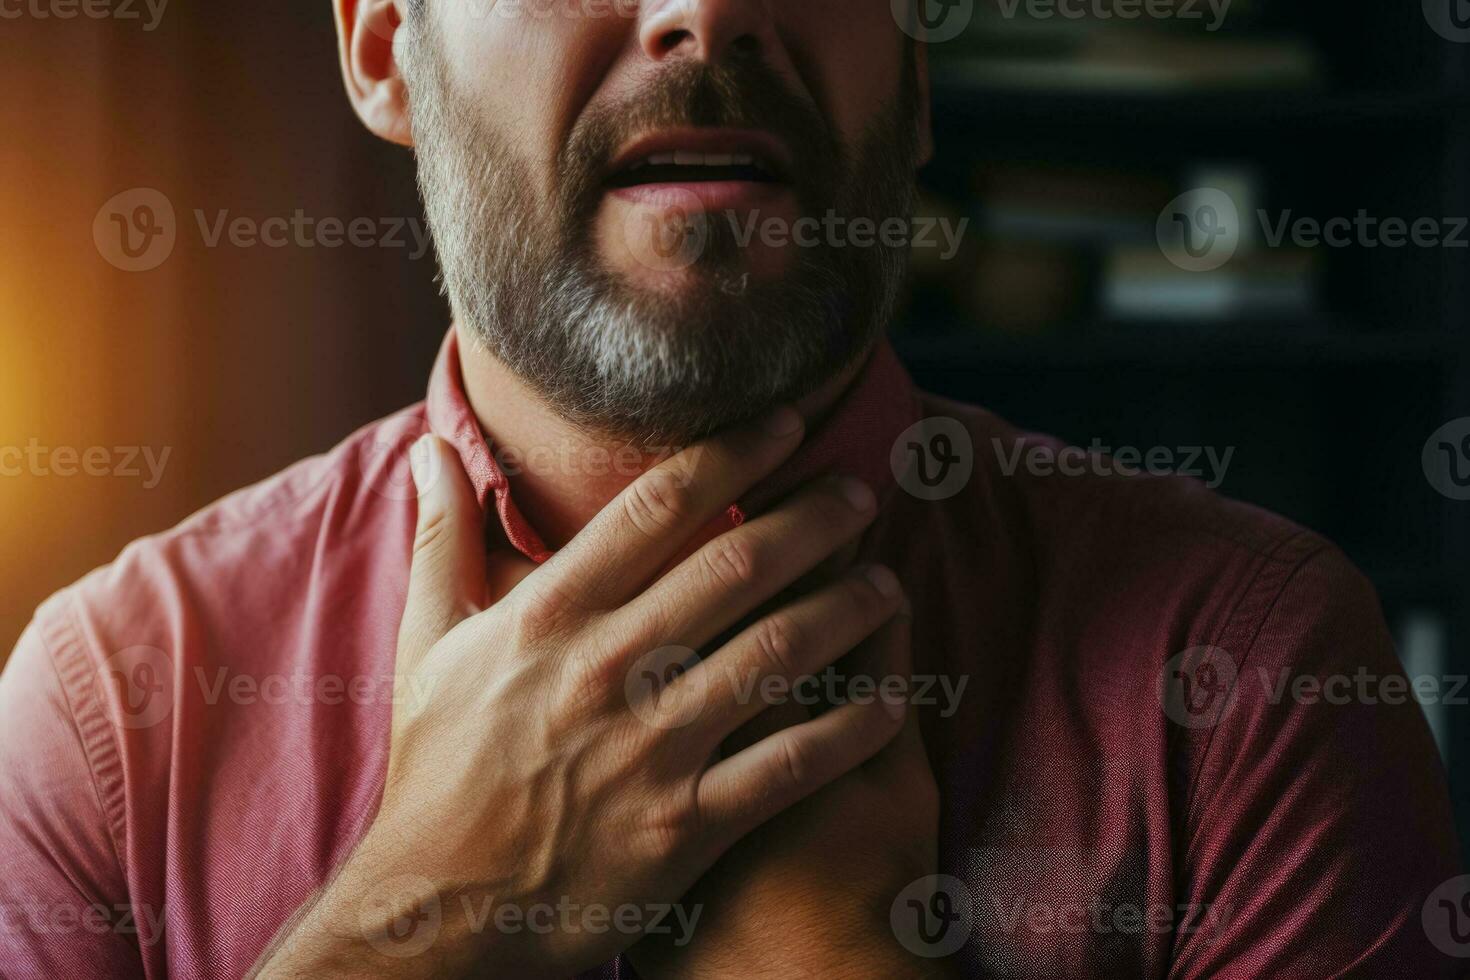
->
[901, 3, 1470, 848]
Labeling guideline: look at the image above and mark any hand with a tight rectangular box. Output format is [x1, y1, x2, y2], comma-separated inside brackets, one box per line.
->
[253, 408, 910, 978]
[629, 604, 943, 979]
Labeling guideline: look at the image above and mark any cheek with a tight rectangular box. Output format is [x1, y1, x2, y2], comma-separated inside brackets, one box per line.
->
[781, 1, 908, 150]
[429, 6, 632, 195]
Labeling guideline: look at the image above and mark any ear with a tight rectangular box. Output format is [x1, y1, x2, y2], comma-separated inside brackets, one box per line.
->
[914, 41, 935, 168]
[334, 0, 414, 147]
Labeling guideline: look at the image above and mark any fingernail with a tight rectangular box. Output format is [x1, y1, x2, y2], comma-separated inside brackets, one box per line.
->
[409, 435, 432, 490]
[864, 564, 902, 599]
[884, 694, 907, 721]
[839, 476, 876, 513]
[762, 406, 802, 438]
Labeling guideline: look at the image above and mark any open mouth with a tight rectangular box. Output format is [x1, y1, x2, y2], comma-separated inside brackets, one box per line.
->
[606, 153, 780, 189]
[603, 129, 793, 193]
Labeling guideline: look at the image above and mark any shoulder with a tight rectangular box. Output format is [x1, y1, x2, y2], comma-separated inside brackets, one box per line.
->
[916, 390, 1346, 634]
[35, 402, 428, 636]
[17, 401, 429, 781]
[1, 404, 430, 972]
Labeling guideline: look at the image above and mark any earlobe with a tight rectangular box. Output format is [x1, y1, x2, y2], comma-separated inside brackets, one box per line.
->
[335, 0, 414, 147]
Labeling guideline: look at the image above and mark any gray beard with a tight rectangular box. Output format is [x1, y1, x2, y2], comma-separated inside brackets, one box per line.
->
[401, 26, 919, 448]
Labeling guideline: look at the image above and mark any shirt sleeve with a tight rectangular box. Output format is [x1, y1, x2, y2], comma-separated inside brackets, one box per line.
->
[0, 618, 147, 979]
[1170, 545, 1465, 978]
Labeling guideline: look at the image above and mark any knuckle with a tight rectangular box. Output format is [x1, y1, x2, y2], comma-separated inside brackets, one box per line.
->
[700, 535, 760, 591]
[623, 470, 693, 538]
[554, 661, 610, 727]
[772, 736, 812, 790]
[645, 792, 702, 858]
[412, 506, 453, 558]
[576, 641, 628, 703]
[752, 614, 802, 677]
[514, 578, 576, 638]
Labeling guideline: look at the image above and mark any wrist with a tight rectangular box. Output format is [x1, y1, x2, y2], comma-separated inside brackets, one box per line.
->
[256, 823, 540, 979]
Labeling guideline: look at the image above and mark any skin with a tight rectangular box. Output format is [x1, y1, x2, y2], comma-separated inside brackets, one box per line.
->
[345, 0, 933, 546]
[250, 2, 950, 975]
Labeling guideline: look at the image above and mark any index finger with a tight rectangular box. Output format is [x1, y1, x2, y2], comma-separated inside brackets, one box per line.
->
[539, 406, 805, 611]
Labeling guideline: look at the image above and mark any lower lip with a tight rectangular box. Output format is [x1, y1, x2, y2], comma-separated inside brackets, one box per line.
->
[607, 181, 790, 212]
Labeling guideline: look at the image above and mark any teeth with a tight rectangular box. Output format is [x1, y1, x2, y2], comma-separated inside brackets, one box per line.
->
[638, 151, 762, 169]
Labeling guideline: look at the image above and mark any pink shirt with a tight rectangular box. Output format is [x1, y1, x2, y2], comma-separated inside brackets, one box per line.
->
[0, 329, 1461, 978]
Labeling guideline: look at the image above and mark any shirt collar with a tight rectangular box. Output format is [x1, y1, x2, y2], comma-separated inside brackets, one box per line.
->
[424, 327, 921, 564]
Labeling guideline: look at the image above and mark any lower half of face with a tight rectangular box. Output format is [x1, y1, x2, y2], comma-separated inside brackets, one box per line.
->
[403, 30, 921, 446]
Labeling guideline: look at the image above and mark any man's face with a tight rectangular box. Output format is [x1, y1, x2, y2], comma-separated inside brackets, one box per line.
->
[397, 1, 925, 445]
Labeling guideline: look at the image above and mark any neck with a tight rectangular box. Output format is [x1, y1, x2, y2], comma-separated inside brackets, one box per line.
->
[455, 324, 873, 550]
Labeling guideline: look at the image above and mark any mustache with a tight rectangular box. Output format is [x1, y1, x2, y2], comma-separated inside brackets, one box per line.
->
[558, 53, 842, 221]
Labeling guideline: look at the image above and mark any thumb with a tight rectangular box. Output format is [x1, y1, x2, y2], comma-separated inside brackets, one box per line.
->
[397, 434, 488, 668]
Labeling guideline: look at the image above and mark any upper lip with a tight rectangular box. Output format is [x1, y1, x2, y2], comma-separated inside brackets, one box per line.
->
[605, 128, 794, 184]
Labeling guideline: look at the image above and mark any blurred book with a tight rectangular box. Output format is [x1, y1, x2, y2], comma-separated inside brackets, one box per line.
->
[975, 166, 1170, 245]
[936, 30, 1322, 93]
[1103, 245, 1319, 320]
[1397, 609, 1451, 765]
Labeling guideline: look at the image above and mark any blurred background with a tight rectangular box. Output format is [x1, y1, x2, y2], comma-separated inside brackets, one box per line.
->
[1, 1, 1465, 846]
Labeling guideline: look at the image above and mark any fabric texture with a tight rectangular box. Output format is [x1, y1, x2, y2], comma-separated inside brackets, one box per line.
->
[0, 328, 1461, 978]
